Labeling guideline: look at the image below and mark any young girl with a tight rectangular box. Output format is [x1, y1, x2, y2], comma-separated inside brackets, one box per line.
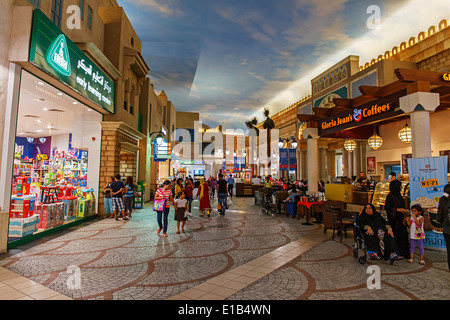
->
[406, 204, 426, 265]
[123, 176, 134, 219]
[174, 191, 188, 234]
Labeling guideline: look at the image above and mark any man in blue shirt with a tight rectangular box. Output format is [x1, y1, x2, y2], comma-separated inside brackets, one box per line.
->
[227, 174, 235, 198]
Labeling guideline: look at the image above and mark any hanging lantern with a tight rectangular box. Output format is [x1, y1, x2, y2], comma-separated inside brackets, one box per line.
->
[368, 133, 383, 150]
[344, 138, 357, 152]
[398, 123, 412, 144]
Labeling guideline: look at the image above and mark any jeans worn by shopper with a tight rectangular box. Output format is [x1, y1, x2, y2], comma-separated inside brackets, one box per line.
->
[157, 207, 170, 233]
[186, 196, 193, 213]
[219, 193, 227, 214]
[104, 197, 113, 215]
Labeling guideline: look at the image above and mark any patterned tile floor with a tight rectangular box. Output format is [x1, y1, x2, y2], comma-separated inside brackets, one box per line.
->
[0, 196, 449, 300]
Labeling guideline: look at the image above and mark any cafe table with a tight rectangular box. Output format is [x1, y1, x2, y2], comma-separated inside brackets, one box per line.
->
[297, 201, 324, 225]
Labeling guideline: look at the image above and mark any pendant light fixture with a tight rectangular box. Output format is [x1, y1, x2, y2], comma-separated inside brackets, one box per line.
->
[398, 118, 412, 144]
[344, 138, 357, 152]
[368, 126, 383, 150]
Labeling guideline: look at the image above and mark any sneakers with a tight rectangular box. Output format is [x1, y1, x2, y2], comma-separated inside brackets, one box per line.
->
[163, 233, 168, 237]
[157, 229, 162, 235]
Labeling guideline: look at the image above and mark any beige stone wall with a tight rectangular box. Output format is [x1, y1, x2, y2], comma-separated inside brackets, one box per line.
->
[417, 49, 450, 72]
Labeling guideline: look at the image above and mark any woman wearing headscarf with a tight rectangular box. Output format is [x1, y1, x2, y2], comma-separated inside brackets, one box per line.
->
[384, 179, 410, 259]
[357, 203, 399, 263]
[196, 178, 211, 217]
[437, 184, 450, 270]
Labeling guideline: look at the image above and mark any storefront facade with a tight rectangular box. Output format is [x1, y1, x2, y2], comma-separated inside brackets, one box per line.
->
[0, 1, 151, 251]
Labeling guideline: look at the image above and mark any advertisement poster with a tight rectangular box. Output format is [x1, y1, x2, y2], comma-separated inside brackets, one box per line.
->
[367, 156, 376, 174]
[407, 156, 448, 251]
[279, 148, 288, 171]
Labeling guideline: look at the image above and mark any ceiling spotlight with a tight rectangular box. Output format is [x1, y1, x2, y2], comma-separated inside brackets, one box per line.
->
[43, 108, 48, 111]
[73, 101, 78, 105]
[37, 82, 44, 86]
[57, 92, 63, 96]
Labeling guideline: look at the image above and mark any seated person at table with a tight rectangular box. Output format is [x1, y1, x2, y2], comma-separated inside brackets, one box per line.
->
[357, 203, 399, 262]
[286, 186, 300, 202]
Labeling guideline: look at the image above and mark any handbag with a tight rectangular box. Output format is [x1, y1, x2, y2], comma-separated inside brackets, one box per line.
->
[153, 198, 167, 212]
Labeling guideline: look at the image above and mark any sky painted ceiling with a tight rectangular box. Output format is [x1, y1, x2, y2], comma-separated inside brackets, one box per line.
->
[117, 0, 449, 131]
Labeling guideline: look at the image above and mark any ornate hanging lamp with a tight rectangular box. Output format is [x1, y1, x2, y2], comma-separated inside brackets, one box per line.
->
[368, 126, 383, 150]
[344, 138, 357, 152]
[398, 118, 412, 144]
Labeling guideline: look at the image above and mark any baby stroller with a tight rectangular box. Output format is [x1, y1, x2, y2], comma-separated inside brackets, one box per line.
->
[352, 214, 368, 264]
[260, 189, 276, 217]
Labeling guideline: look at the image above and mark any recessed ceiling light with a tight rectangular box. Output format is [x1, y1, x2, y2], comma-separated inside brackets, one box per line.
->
[37, 120, 42, 123]
[73, 101, 78, 105]
[87, 109, 92, 112]
[37, 82, 45, 86]
[57, 92, 63, 96]
[43, 108, 48, 111]
[36, 130, 42, 133]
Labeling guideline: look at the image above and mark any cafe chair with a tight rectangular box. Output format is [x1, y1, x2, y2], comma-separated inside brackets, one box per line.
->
[322, 204, 353, 242]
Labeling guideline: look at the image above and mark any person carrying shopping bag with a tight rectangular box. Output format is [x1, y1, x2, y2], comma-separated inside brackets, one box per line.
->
[154, 180, 175, 237]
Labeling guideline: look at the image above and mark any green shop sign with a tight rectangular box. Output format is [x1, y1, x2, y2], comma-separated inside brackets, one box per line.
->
[29, 9, 115, 113]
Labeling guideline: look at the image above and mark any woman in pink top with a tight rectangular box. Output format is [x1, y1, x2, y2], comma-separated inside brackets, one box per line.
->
[155, 180, 174, 237]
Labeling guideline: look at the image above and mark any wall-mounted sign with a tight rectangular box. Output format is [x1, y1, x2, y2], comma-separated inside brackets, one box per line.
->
[319, 98, 400, 136]
[442, 73, 450, 82]
[154, 139, 171, 162]
[29, 9, 115, 113]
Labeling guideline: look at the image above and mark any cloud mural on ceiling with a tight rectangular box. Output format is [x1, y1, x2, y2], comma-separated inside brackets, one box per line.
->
[118, 0, 449, 130]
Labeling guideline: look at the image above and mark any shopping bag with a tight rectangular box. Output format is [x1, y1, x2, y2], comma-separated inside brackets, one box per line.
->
[218, 201, 222, 211]
[153, 198, 167, 212]
[227, 197, 232, 208]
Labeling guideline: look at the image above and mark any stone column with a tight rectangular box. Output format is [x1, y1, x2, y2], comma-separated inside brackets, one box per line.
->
[326, 150, 336, 181]
[319, 146, 327, 182]
[399, 92, 439, 158]
[301, 149, 307, 180]
[343, 150, 349, 177]
[360, 141, 367, 175]
[304, 128, 319, 193]
[353, 141, 361, 177]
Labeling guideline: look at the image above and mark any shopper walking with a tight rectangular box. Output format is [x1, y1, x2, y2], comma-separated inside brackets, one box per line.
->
[227, 174, 235, 198]
[196, 178, 211, 217]
[217, 173, 228, 215]
[111, 174, 128, 221]
[123, 176, 134, 219]
[185, 178, 194, 215]
[437, 184, 450, 270]
[174, 191, 188, 234]
[210, 177, 217, 198]
[406, 204, 426, 265]
[155, 180, 175, 237]
[175, 178, 184, 196]
[102, 176, 114, 218]
[385, 179, 410, 259]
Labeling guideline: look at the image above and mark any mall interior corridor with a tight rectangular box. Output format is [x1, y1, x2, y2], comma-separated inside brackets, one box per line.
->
[0, 197, 449, 300]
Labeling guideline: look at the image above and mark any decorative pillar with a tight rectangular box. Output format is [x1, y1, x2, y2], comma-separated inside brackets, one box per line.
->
[326, 150, 336, 181]
[353, 141, 361, 177]
[360, 141, 367, 175]
[343, 150, 349, 177]
[304, 128, 319, 193]
[301, 149, 307, 180]
[319, 146, 327, 182]
[399, 92, 439, 159]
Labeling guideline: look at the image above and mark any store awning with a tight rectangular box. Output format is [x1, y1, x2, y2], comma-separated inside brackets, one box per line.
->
[309, 68, 450, 138]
